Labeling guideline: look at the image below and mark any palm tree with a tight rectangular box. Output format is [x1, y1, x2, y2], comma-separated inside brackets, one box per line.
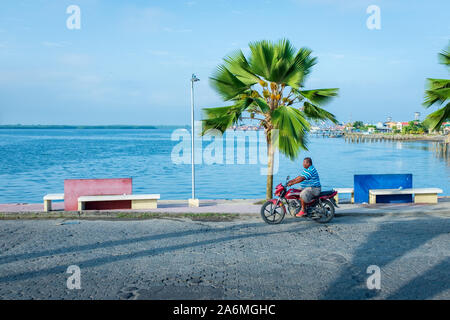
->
[423, 44, 450, 138]
[201, 39, 339, 199]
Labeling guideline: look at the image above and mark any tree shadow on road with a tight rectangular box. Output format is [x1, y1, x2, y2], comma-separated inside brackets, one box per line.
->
[320, 216, 450, 299]
[0, 219, 318, 284]
[0, 221, 262, 265]
[387, 258, 450, 299]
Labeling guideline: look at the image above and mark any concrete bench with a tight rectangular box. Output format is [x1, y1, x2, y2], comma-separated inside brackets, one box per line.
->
[369, 188, 443, 204]
[334, 188, 354, 204]
[43, 193, 64, 212]
[77, 194, 160, 210]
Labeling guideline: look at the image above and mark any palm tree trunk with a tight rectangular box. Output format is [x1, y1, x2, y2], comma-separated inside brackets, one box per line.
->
[266, 131, 274, 200]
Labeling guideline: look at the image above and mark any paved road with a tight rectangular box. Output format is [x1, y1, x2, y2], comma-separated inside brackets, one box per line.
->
[0, 211, 449, 300]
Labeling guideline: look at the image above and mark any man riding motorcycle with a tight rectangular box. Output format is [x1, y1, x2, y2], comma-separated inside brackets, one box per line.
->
[286, 157, 321, 217]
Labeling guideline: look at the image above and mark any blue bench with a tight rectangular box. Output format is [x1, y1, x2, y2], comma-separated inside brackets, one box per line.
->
[354, 174, 413, 204]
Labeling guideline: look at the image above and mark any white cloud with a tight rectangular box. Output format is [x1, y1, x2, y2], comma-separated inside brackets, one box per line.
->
[121, 7, 167, 33]
[163, 27, 192, 33]
[120, 6, 192, 35]
[317, 52, 346, 60]
[148, 50, 171, 56]
[59, 53, 91, 67]
[75, 74, 102, 85]
[42, 41, 71, 48]
[290, 0, 374, 9]
[389, 59, 411, 65]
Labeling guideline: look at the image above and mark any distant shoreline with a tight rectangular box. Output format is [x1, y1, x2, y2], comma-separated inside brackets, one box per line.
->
[0, 125, 188, 129]
[343, 132, 447, 143]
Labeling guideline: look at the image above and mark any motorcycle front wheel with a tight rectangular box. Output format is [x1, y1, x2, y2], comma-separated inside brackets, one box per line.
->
[260, 201, 286, 224]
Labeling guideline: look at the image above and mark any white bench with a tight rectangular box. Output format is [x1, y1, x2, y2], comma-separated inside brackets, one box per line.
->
[369, 188, 443, 204]
[334, 188, 354, 204]
[43, 193, 64, 212]
[77, 194, 160, 210]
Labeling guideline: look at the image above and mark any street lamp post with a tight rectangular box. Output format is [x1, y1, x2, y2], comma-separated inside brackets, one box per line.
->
[189, 74, 200, 207]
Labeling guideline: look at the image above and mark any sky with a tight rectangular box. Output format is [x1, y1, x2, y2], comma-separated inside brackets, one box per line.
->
[0, 0, 449, 125]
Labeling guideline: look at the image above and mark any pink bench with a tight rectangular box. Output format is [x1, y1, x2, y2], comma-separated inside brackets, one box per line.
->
[64, 178, 132, 211]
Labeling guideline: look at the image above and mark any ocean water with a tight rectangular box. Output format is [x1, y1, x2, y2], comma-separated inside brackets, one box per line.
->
[0, 128, 448, 203]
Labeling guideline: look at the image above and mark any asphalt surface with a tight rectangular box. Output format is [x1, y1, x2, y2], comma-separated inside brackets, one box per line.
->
[0, 210, 449, 300]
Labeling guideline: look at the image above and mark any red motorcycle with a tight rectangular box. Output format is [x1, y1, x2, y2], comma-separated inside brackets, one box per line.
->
[261, 176, 338, 224]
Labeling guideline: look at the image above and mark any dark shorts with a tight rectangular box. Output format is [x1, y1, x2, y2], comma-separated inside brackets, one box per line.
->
[300, 187, 321, 202]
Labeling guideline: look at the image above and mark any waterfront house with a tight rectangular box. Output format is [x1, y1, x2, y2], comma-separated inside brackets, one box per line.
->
[444, 122, 450, 134]
[385, 121, 398, 130]
[376, 122, 391, 132]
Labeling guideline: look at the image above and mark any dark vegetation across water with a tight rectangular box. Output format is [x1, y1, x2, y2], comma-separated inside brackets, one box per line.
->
[0, 125, 163, 129]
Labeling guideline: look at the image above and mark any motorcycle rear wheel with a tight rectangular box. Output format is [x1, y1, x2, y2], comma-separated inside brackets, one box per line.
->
[313, 199, 335, 224]
[260, 201, 286, 224]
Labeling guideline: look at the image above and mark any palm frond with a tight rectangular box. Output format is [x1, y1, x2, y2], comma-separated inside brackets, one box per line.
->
[271, 106, 310, 159]
[283, 47, 316, 88]
[423, 78, 450, 107]
[422, 44, 450, 130]
[269, 39, 297, 83]
[201, 99, 252, 134]
[209, 65, 250, 101]
[423, 102, 450, 130]
[297, 88, 339, 106]
[424, 88, 450, 107]
[303, 102, 338, 124]
[425, 78, 450, 90]
[253, 97, 270, 113]
[438, 44, 450, 66]
[224, 50, 260, 85]
[248, 40, 276, 80]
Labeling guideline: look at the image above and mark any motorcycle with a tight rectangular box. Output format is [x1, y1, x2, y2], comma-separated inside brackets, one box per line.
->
[260, 176, 339, 225]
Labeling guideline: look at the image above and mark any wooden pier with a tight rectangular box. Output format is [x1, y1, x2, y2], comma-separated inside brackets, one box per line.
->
[343, 133, 449, 158]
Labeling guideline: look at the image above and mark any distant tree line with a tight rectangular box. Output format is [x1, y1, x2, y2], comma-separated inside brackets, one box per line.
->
[351, 120, 445, 135]
[0, 125, 158, 129]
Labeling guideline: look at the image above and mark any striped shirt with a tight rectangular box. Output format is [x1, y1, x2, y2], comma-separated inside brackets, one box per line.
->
[300, 165, 321, 188]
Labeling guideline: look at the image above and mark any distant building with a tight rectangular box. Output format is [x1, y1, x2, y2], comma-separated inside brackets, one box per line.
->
[344, 123, 353, 132]
[232, 125, 262, 131]
[376, 122, 391, 132]
[414, 112, 421, 121]
[397, 122, 410, 130]
[384, 121, 411, 131]
[444, 122, 450, 134]
[385, 121, 398, 129]
[333, 125, 346, 131]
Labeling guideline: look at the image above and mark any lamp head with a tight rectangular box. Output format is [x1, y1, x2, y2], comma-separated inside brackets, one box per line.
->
[191, 74, 200, 82]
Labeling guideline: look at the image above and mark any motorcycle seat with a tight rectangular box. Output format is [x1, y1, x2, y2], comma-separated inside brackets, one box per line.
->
[318, 190, 335, 197]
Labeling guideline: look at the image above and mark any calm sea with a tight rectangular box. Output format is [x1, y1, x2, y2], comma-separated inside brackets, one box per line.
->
[0, 128, 448, 203]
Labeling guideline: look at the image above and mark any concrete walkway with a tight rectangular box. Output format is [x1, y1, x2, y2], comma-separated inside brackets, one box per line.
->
[1, 198, 449, 216]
